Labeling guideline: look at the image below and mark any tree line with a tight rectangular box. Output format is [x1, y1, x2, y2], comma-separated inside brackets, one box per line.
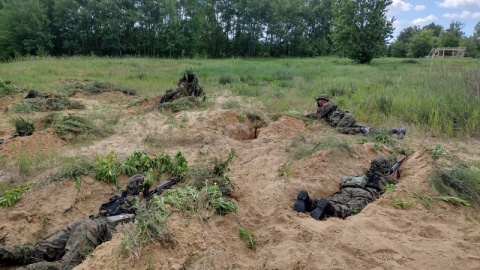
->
[389, 21, 480, 58]
[0, 0, 477, 62]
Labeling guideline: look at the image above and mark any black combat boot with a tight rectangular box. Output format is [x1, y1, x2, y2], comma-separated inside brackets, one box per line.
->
[310, 198, 335, 220]
[293, 189, 315, 213]
[391, 128, 407, 139]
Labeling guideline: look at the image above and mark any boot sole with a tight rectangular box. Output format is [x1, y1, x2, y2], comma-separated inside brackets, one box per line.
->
[310, 198, 330, 220]
[293, 190, 309, 213]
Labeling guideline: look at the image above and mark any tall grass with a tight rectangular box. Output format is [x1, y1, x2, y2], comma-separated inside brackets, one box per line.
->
[1, 56, 479, 137]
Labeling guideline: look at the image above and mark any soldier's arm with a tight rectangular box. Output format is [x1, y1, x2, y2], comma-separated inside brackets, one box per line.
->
[308, 102, 336, 119]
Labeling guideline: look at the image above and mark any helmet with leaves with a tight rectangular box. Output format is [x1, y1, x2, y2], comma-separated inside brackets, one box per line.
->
[126, 174, 145, 195]
[369, 156, 390, 174]
[184, 65, 194, 75]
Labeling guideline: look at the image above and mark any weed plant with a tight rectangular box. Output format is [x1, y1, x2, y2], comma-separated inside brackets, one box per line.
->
[221, 99, 240, 109]
[14, 149, 58, 176]
[238, 227, 258, 250]
[0, 79, 15, 97]
[119, 199, 170, 259]
[429, 165, 480, 205]
[0, 184, 32, 207]
[10, 117, 35, 136]
[54, 157, 94, 185]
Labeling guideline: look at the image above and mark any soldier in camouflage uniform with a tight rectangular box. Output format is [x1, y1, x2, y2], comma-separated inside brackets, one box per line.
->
[0, 174, 146, 270]
[158, 66, 205, 105]
[306, 94, 406, 139]
[293, 156, 398, 220]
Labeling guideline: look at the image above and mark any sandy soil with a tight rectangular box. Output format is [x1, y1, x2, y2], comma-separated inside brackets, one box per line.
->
[1, 91, 480, 270]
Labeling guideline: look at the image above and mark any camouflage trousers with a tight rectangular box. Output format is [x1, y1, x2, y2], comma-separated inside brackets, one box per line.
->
[336, 113, 366, 134]
[0, 217, 113, 270]
[328, 187, 375, 219]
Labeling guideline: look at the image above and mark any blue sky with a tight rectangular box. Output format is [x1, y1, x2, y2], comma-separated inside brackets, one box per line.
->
[387, 0, 480, 38]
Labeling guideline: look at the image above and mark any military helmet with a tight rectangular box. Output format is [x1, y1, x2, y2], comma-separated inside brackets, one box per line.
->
[184, 65, 194, 75]
[316, 94, 330, 101]
[370, 156, 390, 174]
[126, 174, 145, 195]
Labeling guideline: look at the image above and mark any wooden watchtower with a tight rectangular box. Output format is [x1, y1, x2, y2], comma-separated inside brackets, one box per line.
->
[426, 47, 468, 58]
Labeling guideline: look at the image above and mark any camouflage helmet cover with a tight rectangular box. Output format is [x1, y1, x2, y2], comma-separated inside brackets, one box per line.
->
[370, 156, 390, 174]
[184, 65, 194, 75]
[316, 94, 330, 101]
[126, 174, 145, 195]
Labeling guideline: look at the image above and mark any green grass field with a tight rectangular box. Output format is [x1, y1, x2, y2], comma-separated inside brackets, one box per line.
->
[1, 56, 479, 137]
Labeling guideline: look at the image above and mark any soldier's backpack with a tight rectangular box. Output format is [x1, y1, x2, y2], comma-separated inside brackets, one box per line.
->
[328, 108, 345, 126]
[340, 175, 368, 189]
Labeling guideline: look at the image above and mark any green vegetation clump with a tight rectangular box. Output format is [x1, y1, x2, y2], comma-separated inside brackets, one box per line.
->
[11, 95, 85, 113]
[156, 96, 206, 112]
[93, 151, 189, 189]
[429, 165, 480, 205]
[66, 80, 137, 96]
[43, 114, 99, 141]
[238, 227, 258, 250]
[0, 184, 32, 207]
[0, 79, 15, 97]
[119, 199, 170, 259]
[10, 117, 35, 136]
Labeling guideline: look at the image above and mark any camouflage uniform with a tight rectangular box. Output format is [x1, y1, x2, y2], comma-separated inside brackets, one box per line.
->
[306, 94, 367, 135]
[0, 175, 145, 270]
[293, 157, 397, 220]
[157, 67, 205, 106]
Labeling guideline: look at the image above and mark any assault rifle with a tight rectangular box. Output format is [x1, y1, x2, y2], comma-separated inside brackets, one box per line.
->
[389, 156, 407, 177]
[144, 176, 182, 201]
[105, 176, 182, 227]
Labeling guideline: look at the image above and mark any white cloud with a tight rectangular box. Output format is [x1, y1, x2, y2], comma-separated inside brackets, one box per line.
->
[443, 10, 480, 18]
[389, 0, 413, 15]
[437, 0, 480, 9]
[415, 5, 426, 11]
[412, 15, 438, 26]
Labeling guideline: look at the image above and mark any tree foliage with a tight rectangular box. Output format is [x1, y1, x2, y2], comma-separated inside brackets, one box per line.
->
[332, 0, 394, 64]
[0, 0, 476, 59]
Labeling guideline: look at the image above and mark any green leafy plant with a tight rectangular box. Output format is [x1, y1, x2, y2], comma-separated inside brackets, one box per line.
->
[205, 183, 237, 215]
[238, 227, 257, 250]
[93, 151, 121, 188]
[385, 184, 396, 193]
[425, 144, 446, 160]
[0, 184, 33, 207]
[392, 197, 414, 209]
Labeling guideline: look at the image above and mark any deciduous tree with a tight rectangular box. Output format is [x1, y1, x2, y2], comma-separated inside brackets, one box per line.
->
[332, 0, 394, 64]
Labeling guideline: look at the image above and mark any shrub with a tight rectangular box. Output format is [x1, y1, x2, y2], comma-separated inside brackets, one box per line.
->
[10, 117, 35, 136]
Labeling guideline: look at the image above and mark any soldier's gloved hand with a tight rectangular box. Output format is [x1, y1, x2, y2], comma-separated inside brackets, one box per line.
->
[138, 191, 144, 201]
